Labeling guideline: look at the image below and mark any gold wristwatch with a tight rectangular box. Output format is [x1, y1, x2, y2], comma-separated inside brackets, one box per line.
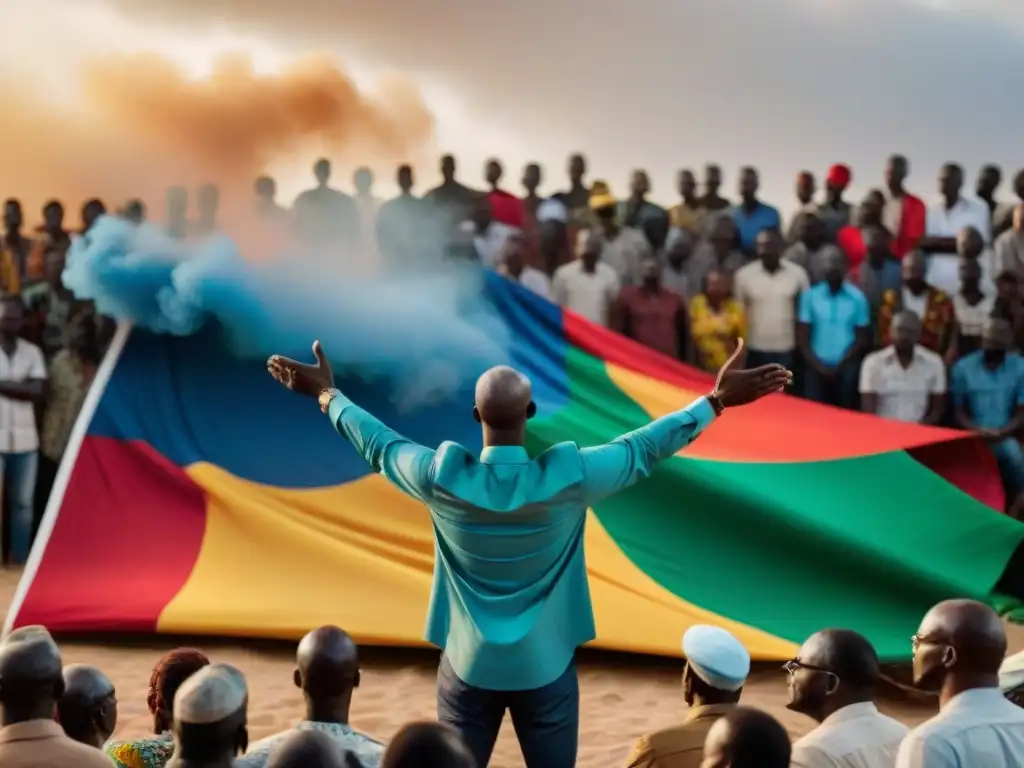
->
[706, 393, 725, 416]
[318, 388, 340, 414]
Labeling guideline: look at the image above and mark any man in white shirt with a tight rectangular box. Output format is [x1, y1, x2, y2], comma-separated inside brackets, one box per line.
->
[994, 203, 1024, 281]
[734, 228, 810, 370]
[0, 295, 48, 565]
[921, 163, 992, 296]
[786, 628, 908, 768]
[859, 311, 946, 425]
[897, 599, 1024, 768]
[552, 229, 620, 326]
[469, 196, 519, 269]
[497, 232, 551, 301]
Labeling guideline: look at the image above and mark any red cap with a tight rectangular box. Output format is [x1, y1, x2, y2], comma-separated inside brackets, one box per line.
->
[827, 164, 852, 188]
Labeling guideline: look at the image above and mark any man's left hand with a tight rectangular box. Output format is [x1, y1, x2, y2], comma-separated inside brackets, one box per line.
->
[267, 340, 335, 398]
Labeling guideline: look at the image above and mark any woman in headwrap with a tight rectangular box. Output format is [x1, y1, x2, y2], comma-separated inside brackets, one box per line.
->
[106, 648, 210, 768]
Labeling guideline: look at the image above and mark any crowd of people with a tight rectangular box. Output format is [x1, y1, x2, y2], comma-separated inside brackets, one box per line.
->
[1, 599, 1023, 768]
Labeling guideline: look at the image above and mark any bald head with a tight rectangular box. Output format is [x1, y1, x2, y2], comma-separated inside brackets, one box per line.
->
[919, 599, 1006, 673]
[473, 366, 535, 433]
[800, 629, 879, 690]
[295, 626, 359, 699]
[382, 722, 475, 768]
[0, 626, 63, 724]
[58, 665, 117, 747]
[267, 729, 347, 768]
[701, 707, 791, 768]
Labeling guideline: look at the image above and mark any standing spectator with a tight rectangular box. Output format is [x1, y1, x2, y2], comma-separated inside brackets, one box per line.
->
[294, 161, 361, 247]
[848, 225, 902, 327]
[991, 270, 1024, 352]
[521, 163, 543, 221]
[626, 626, 750, 768]
[688, 269, 746, 372]
[642, 216, 672, 263]
[835, 190, 888, 273]
[253, 176, 288, 223]
[669, 169, 705, 239]
[697, 164, 731, 217]
[860, 312, 946, 425]
[898, 600, 1024, 767]
[994, 169, 1024, 238]
[786, 629, 909, 767]
[797, 251, 870, 409]
[353, 167, 382, 266]
[951, 318, 1024, 500]
[3, 199, 32, 278]
[619, 170, 667, 235]
[554, 153, 590, 228]
[976, 164, 1003, 223]
[376, 165, 430, 271]
[192, 184, 220, 238]
[589, 181, 650, 285]
[994, 203, 1024, 281]
[615, 257, 689, 360]
[662, 230, 694, 300]
[731, 167, 781, 258]
[818, 164, 854, 243]
[498, 233, 551, 300]
[552, 230, 620, 326]
[25, 200, 71, 282]
[467, 196, 518, 269]
[689, 215, 745, 292]
[0, 295, 47, 565]
[784, 212, 843, 284]
[785, 171, 818, 242]
[535, 199, 570, 276]
[425, 154, 477, 230]
[876, 250, 954, 354]
[484, 158, 525, 231]
[734, 228, 809, 370]
[29, 245, 79, 360]
[920, 163, 992, 296]
[883, 154, 927, 259]
[35, 315, 98, 531]
[165, 186, 188, 240]
[701, 708, 791, 768]
[949, 258, 995, 363]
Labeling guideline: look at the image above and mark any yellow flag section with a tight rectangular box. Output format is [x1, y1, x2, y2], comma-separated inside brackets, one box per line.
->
[158, 462, 797, 658]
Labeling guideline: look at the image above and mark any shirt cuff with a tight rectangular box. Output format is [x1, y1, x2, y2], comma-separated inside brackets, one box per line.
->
[686, 396, 717, 431]
[327, 391, 356, 426]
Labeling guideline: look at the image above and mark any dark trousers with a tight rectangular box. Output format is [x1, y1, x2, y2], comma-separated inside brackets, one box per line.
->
[436, 655, 579, 768]
[803, 358, 860, 409]
[33, 454, 60, 541]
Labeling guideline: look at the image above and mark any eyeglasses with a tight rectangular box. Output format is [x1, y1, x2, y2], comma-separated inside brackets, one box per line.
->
[782, 659, 834, 676]
[911, 633, 943, 653]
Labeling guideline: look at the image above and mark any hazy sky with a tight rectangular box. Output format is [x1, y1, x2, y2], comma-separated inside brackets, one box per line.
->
[1, 0, 1022, 216]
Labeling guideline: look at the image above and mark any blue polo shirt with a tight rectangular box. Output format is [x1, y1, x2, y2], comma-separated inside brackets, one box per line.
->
[950, 351, 1024, 430]
[731, 203, 781, 252]
[798, 282, 870, 365]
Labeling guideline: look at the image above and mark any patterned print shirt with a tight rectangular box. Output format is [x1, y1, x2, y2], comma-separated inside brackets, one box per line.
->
[106, 731, 174, 768]
[236, 721, 384, 768]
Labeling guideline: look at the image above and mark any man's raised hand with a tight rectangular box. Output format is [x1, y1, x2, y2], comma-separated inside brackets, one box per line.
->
[266, 340, 335, 398]
[712, 339, 793, 409]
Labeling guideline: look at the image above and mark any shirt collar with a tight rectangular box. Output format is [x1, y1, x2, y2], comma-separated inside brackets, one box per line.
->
[0, 719, 65, 743]
[942, 686, 1007, 712]
[684, 703, 737, 724]
[822, 701, 879, 726]
[479, 446, 530, 465]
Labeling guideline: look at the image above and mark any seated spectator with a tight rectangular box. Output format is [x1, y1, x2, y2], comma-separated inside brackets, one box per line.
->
[1000, 650, 1024, 708]
[689, 214, 745, 291]
[497, 233, 551, 300]
[860, 311, 946, 425]
[238, 626, 383, 768]
[0, 626, 113, 768]
[731, 167, 781, 258]
[107, 648, 210, 768]
[590, 180, 651, 285]
[58, 664, 117, 750]
[535, 198, 571, 276]
[552, 230, 620, 327]
[883, 154, 927, 259]
[786, 629, 909, 767]
[835, 190, 888, 273]
[876, 250, 954, 354]
[797, 251, 870, 409]
[783, 212, 843, 284]
[168, 663, 248, 768]
[700, 707, 790, 768]
[848, 225, 902, 320]
[619, 170, 668, 238]
[951, 318, 1024, 500]
[669, 169, 705, 239]
[625, 625, 750, 768]
[948, 258, 995, 363]
[785, 171, 818, 242]
[380, 723, 474, 768]
[898, 600, 1024, 767]
[267, 731, 349, 768]
[734, 228, 809, 370]
[661, 229, 694, 300]
[994, 203, 1024, 281]
[689, 269, 746, 372]
[920, 162, 992, 296]
[615, 257, 689, 360]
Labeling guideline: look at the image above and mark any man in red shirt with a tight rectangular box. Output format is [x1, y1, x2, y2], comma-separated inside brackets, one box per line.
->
[614, 257, 689, 360]
[883, 154, 926, 259]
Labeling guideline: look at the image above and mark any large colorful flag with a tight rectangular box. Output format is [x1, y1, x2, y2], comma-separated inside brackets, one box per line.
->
[7, 273, 1024, 660]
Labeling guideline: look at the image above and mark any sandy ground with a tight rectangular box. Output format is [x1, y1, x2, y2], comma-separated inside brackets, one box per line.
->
[4, 567, 1022, 768]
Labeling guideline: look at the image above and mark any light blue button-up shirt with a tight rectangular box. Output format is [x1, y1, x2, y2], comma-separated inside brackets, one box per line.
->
[798, 282, 870, 365]
[327, 394, 717, 691]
